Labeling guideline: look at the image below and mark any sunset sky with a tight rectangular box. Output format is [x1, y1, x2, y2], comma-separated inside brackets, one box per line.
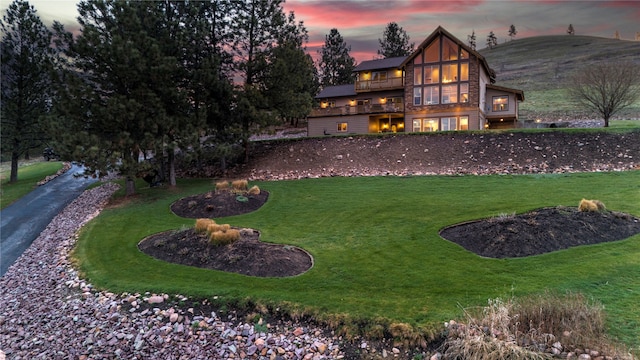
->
[3, 0, 639, 63]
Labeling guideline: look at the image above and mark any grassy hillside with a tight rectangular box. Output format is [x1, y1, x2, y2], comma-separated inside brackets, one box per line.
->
[479, 35, 640, 121]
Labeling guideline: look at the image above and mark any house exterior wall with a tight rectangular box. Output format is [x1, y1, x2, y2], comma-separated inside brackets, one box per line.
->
[485, 88, 519, 119]
[308, 114, 370, 136]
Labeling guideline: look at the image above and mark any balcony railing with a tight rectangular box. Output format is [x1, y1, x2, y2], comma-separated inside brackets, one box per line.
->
[309, 103, 404, 117]
[355, 77, 404, 92]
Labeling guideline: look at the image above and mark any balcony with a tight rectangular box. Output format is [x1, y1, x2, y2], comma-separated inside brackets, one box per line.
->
[309, 103, 404, 117]
[355, 77, 404, 92]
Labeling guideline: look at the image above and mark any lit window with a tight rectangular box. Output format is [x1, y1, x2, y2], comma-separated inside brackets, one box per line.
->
[442, 37, 458, 61]
[425, 38, 440, 63]
[414, 67, 422, 85]
[492, 96, 509, 111]
[460, 83, 469, 103]
[423, 118, 439, 132]
[424, 65, 439, 84]
[460, 48, 469, 59]
[412, 119, 421, 132]
[337, 122, 348, 132]
[442, 84, 457, 104]
[460, 116, 469, 130]
[441, 117, 457, 131]
[372, 71, 387, 81]
[413, 88, 422, 105]
[460, 62, 469, 81]
[424, 86, 439, 105]
[442, 64, 458, 83]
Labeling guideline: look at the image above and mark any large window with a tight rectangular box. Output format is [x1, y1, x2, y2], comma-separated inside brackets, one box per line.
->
[337, 122, 348, 132]
[460, 83, 469, 103]
[441, 117, 457, 131]
[414, 67, 422, 85]
[413, 35, 471, 107]
[442, 84, 457, 104]
[412, 116, 469, 132]
[492, 96, 509, 111]
[413, 88, 422, 106]
[459, 116, 469, 130]
[423, 118, 439, 132]
[424, 86, 439, 105]
[425, 38, 440, 63]
[424, 65, 439, 84]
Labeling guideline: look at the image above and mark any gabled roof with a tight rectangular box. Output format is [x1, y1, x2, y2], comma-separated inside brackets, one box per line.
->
[487, 84, 525, 101]
[354, 56, 407, 72]
[401, 26, 496, 84]
[315, 84, 356, 99]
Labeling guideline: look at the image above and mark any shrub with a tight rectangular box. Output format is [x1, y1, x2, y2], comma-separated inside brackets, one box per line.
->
[206, 223, 230, 234]
[232, 179, 248, 191]
[215, 181, 229, 191]
[248, 185, 260, 195]
[578, 199, 602, 212]
[440, 293, 628, 360]
[195, 218, 216, 234]
[209, 228, 240, 246]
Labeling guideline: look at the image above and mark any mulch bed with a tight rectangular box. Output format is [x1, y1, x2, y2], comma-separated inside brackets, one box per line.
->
[170, 190, 269, 218]
[439, 206, 640, 258]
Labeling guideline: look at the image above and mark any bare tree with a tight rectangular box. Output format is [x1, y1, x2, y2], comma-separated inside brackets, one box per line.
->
[568, 61, 640, 127]
[567, 24, 575, 35]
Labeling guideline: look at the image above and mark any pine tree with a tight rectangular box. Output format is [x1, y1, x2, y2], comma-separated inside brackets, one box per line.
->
[265, 13, 317, 127]
[467, 30, 477, 50]
[567, 24, 575, 35]
[486, 31, 498, 49]
[318, 28, 356, 87]
[53, 1, 193, 195]
[1, 0, 55, 183]
[377, 22, 414, 58]
[508, 24, 517, 40]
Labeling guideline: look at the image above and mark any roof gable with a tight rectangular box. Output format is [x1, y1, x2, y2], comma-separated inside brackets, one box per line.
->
[402, 26, 496, 83]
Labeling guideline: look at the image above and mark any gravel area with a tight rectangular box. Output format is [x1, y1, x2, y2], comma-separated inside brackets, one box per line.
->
[0, 183, 345, 359]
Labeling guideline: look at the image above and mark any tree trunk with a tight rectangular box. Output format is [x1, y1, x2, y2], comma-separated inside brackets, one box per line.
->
[10, 151, 19, 183]
[604, 116, 610, 127]
[24, 150, 30, 160]
[168, 149, 176, 187]
[125, 176, 136, 196]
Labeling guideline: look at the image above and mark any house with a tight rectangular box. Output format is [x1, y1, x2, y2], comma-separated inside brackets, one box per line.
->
[308, 26, 524, 136]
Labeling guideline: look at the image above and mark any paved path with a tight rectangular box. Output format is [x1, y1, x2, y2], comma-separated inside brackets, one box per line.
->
[0, 164, 97, 276]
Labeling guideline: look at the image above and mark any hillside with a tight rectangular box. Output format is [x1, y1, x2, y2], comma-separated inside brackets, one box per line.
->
[218, 130, 640, 181]
[479, 35, 640, 121]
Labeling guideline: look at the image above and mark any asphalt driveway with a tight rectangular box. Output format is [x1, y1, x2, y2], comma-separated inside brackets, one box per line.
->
[0, 164, 98, 276]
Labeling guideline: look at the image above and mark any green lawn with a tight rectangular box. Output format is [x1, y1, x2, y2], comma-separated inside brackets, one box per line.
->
[0, 161, 63, 209]
[75, 171, 640, 347]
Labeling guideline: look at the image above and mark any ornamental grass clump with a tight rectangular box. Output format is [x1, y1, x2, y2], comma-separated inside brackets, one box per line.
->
[440, 292, 629, 360]
[579, 199, 605, 212]
[248, 185, 260, 195]
[232, 179, 248, 191]
[215, 180, 229, 191]
[207, 223, 230, 233]
[209, 228, 240, 246]
[195, 218, 216, 234]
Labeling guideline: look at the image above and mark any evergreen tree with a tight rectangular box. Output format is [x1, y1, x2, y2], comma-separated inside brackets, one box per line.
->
[467, 30, 477, 50]
[377, 22, 414, 58]
[0, 0, 54, 183]
[231, 0, 289, 162]
[318, 28, 356, 87]
[486, 31, 498, 49]
[508, 24, 517, 40]
[567, 24, 575, 35]
[265, 12, 317, 127]
[53, 0, 192, 195]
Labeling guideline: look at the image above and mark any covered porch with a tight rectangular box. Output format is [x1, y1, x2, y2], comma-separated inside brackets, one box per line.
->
[368, 114, 405, 133]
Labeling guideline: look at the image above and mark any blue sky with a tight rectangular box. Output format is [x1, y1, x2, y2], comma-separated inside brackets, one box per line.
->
[3, 0, 639, 63]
